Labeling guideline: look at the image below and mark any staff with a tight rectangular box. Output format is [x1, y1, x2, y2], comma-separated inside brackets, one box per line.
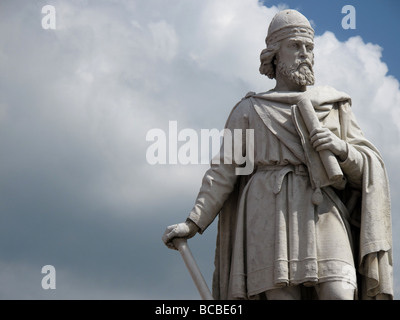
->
[172, 238, 214, 300]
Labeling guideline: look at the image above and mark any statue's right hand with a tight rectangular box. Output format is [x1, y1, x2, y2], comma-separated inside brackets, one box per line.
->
[162, 220, 200, 250]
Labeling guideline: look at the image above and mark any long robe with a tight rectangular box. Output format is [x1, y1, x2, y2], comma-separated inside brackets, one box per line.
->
[188, 86, 393, 300]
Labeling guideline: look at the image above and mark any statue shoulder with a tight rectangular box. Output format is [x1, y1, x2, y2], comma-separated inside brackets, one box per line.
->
[307, 85, 352, 106]
[224, 92, 256, 127]
[231, 92, 256, 112]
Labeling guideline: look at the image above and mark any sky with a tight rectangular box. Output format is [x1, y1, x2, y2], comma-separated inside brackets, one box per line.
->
[0, 0, 399, 300]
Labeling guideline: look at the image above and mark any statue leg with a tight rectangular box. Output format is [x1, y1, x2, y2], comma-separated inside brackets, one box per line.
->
[315, 281, 355, 300]
[265, 286, 301, 300]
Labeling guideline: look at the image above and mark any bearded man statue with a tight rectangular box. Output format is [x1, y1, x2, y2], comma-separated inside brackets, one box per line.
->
[163, 9, 393, 300]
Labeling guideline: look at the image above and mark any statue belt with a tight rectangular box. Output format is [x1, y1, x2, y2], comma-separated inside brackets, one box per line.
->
[256, 164, 308, 194]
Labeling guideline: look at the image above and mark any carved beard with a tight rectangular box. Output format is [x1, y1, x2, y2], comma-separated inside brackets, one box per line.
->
[277, 60, 315, 86]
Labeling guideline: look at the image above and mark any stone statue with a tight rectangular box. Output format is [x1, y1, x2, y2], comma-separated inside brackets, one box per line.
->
[162, 9, 393, 300]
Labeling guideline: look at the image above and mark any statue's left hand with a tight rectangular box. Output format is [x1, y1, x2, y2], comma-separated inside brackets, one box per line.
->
[309, 127, 348, 162]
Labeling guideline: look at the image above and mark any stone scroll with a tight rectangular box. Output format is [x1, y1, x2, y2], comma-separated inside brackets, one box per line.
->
[297, 98, 343, 182]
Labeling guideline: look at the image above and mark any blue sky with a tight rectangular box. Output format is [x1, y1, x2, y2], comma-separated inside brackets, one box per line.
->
[0, 0, 399, 300]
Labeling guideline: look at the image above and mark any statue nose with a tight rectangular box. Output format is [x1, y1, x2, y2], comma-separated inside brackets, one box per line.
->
[299, 46, 307, 58]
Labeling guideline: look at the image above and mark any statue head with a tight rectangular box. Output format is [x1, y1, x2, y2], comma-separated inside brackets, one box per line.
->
[260, 9, 315, 86]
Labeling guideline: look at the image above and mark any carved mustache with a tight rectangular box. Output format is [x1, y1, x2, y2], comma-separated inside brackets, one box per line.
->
[295, 59, 313, 71]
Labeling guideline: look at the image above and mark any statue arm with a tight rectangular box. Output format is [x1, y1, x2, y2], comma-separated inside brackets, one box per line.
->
[309, 101, 370, 189]
[188, 99, 251, 233]
[337, 143, 364, 189]
[337, 101, 382, 189]
[162, 98, 251, 249]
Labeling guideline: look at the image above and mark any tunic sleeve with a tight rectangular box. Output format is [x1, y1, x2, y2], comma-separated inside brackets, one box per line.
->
[338, 102, 367, 189]
[339, 143, 364, 188]
[188, 98, 251, 233]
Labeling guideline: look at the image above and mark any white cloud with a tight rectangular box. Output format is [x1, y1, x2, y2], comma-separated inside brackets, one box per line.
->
[148, 20, 179, 61]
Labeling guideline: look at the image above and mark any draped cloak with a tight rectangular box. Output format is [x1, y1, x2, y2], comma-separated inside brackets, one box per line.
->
[188, 86, 393, 300]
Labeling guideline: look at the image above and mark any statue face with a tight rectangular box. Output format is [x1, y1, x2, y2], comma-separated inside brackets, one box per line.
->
[279, 36, 314, 66]
[276, 36, 315, 86]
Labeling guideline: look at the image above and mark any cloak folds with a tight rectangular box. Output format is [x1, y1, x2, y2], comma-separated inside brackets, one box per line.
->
[211, 86, 393, 300]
